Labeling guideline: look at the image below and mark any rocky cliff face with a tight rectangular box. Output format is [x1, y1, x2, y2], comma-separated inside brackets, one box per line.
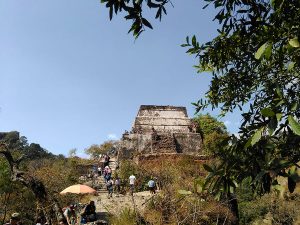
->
[119, 105, 202, 159]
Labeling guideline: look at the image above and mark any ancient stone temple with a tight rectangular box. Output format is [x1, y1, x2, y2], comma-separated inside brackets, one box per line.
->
[119, 105, 202, 158]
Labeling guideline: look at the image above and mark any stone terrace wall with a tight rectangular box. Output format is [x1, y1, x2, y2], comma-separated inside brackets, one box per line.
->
[174, 133, 202, 154]
[133, 105, 191, 133]
[119, 105, 202, 159]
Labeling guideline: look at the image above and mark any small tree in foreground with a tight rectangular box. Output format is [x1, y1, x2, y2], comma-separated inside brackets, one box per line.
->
[0, 132, 64, 224]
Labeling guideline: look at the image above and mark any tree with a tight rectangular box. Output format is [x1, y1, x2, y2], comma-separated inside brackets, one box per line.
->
[0, 132, 65, 224]
[68, 148, 77, 158]
[100, 0, 300, 222]
[193, 114, 229, 155]
[85, 140, 118, 159]
[194, 114, 227, 136]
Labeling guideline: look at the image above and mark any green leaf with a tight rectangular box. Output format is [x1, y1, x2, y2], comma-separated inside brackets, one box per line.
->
[109, 6, 113, 20]
[276, 113, 282, 121]
[261, 108, 275, 117]
[192, 35, 196, 46]
[268, 117, 277, 135]
[142, 18, 153, 29]
[214, 191, 222, 201]
[288, 166, 297, 175]
[275, 100, 284, 107]
[196, 64, 213, 73]
[265, 43, 272, 59]
[255, 42, 267, 60]
[186, 36, 189, 44]
[203, 164, 214, 172]
[291, 102, 298, 111]
[273, 184, 284, 192]
[288, 115, 300, 135]
[276, 86, 283, 98]
[289, 38, 300, 48]
[254, 171, 266, 183]
[251, 127, 264, 146]
[244, 136, 252, 149]
[177, 189, 192, 195]
[288, 62, 296, 71]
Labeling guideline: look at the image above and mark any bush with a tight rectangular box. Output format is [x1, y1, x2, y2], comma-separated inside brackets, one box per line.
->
[239, 193, 300, 225]
[109, 208, 149, 225]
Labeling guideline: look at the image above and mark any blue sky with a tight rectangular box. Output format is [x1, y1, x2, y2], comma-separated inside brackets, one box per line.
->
[0, 0, 241, 156]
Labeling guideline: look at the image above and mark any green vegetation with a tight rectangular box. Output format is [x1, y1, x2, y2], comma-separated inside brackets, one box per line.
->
[114, 157, 234, 224]
[101, 0, 300, 223]
[85, 140, 118, 159]
[0, 132, 82, 224]
[109, 208, 138, 225]
[111, 157, 300, 225]
[193, 113, 229, 155]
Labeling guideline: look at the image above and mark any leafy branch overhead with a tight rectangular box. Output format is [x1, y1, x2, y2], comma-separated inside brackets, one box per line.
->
[101, 0, 300, 218]
[100, 0, 171, 38]
[190, 0, 300, 201]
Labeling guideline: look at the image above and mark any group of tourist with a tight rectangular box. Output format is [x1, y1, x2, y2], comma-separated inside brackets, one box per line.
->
[127, 175, 157, 195]
[103, 173, 157, 198]
[101, 165, 121, 198]
[5, 175, 157, 225]
[60, 201, 97, 225]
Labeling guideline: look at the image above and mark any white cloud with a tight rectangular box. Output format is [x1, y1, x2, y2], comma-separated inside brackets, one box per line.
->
[107, 133, 118, 140]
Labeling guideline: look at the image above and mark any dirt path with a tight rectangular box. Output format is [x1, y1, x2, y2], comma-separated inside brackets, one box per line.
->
[83, 158, 156, 223]
[91, 191, 154, 215]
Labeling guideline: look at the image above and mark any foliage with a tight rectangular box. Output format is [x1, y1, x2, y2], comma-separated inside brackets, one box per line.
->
[203, 131, 229, 155]
[117, 160, 149, 192]
[145, 192, 235, 224]
[185, 0, 300, 204]
[28, 158, 79, 195]
[23, 142, 55, 160]
[68, 148, 77, 158]
[108, 208, 138, 225]
[238, 194, 270, 224]
[114, 157, 234, 224]
[0, 132, 70, 224]
[0, 159, 13, 224]
[100, 0, 172, 38]
[100, 0, 300, 205]
[84, 140, 118, 159]
[194, 113, 227, 135]
[193, 114, 229, 155]
[238, 193, 300, 225]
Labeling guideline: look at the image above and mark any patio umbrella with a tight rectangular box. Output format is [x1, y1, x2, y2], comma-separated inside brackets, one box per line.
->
[60, 184, 96, 195]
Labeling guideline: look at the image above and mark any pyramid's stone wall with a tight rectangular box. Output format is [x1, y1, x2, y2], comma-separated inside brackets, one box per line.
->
[119, 105, 203, 159]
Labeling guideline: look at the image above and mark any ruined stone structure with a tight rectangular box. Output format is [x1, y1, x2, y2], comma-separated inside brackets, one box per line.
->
[119, 105, 202, 159]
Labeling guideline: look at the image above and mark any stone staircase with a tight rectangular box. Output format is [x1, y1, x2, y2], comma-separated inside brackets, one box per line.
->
[109, 157, 118, 172]
[96, 157, 118, 194]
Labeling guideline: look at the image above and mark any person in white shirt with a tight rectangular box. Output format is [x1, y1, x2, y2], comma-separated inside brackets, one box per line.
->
[129, 174, 136, 195]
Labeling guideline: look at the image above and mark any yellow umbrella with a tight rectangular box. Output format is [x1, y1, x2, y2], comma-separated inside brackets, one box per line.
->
[60, 184, 96, 195]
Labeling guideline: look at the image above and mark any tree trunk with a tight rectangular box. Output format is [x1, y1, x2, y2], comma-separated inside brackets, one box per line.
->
[227, 193, 239, 225]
